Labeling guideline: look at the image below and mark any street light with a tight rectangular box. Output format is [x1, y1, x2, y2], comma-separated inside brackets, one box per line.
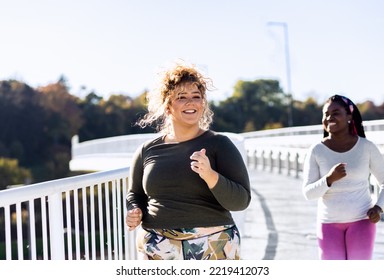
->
[267, 21, 293, 127]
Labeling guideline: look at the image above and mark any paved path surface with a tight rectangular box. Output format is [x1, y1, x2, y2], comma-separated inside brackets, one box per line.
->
[240, 169, 384, 260]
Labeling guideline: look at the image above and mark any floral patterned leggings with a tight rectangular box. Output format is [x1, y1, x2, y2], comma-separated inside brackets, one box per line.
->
[136, 225, 241, 260]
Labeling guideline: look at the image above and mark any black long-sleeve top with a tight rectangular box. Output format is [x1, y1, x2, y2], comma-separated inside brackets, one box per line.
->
[126, 130, 251, 229]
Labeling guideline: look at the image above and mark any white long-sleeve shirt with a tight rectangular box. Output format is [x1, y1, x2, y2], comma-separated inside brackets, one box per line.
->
[302, 137, 384, 223]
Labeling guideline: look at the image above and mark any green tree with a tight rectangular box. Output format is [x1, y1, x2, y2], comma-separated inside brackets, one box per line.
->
[37, 81, 83, 142]
[0, 158, 32, 190]
[77, 92, 108, 141]
[359, 101, 384, 121]
[0, 80, 84, 182]
[211, 79, 287, 132]
[0, 81, 49, 167]
[293, 97, 322, 126]
[78, 91, 151, 141]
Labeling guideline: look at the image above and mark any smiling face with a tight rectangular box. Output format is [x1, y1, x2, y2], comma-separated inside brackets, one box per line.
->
[168, 82, 205, 129]
[322, 101, 352, 136]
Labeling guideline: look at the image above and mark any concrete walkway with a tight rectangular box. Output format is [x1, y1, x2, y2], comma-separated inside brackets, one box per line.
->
[241, 169, 384, 260]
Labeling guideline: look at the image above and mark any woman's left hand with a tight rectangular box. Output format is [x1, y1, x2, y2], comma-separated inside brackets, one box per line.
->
[190, 148, 219, 189]
[367, 205, 383, 223]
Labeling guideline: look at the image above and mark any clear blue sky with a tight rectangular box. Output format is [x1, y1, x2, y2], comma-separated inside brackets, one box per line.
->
[1, 0, 383, 105]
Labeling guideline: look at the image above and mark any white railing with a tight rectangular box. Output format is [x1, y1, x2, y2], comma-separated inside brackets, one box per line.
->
[2, 119, 384, 260]
[70, 132, 247, 172]
[242, 119, 384, 178]
[70, 134, 159, 171]
[70, 120, 384, 174]
[0, 167, 137, 260]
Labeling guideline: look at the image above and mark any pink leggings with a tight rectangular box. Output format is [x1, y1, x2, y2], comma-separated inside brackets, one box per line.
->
[317, 219, 376, 260]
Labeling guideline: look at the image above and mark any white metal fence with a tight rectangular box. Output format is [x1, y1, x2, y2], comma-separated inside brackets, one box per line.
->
[0, 167, 137, 260]
[242, 120, 384, 178]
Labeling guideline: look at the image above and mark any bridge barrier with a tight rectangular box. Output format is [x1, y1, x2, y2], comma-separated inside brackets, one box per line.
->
[0, 168, 136, 260]
[2, 119, 384, 260]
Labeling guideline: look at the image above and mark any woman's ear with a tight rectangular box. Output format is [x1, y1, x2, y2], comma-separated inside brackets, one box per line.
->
[165, 107, 171, 115]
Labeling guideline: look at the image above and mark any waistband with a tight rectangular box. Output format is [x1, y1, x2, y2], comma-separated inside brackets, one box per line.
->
[143, 224, 235, 241]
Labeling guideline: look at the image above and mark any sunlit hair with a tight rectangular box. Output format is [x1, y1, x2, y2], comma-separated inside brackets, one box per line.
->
[137, 61, 214, 133]
[323, 94, 366, 138]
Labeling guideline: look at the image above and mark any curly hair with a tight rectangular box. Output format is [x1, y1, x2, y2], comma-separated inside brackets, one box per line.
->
[137, 61, 214, 133]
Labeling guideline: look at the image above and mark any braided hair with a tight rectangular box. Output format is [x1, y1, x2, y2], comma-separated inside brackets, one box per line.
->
[323, 94, 365, 138]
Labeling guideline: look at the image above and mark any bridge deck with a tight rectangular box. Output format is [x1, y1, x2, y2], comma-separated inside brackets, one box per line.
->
[241, 169, 384, 260]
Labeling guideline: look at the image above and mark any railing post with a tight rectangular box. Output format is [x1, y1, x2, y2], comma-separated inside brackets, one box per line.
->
[278, 151, 282, 174]
[248, 150, 254, 168]
[48, 193, 65, 259]
[254, 150, 258, 170]
[295, 153, 300, 178]
[286, 152, 291, 176]
[269, 150, 273, 173]
[262, 150, 266, 171]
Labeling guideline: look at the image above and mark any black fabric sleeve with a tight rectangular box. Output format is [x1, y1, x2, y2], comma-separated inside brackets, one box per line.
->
[209, 135, 251, 211]
[125, 144, 148, 215]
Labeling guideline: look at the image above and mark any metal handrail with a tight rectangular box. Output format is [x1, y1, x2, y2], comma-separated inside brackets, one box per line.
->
[0, 167, 136, 260]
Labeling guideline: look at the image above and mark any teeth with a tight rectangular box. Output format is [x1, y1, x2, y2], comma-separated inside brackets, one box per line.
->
[184, 110, 196, 113]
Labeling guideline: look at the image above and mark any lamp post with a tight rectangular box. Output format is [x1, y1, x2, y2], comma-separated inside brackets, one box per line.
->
[267, 21, 293, 127]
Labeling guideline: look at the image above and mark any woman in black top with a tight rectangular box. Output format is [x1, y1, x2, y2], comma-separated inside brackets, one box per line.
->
[125, 61, 251, 260]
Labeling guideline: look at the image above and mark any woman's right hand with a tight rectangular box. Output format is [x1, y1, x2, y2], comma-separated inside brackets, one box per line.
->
[367, 205, 383, 223]
[326, 163, 347, 187]
[125, 208, 143, 231]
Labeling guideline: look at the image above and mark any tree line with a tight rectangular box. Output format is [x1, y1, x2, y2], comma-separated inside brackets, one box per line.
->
[1, 77, 384, 190]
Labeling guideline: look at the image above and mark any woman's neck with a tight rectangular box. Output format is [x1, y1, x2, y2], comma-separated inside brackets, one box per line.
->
[165, 126, 204, 143]
[323, 133, 358, 152]
[326, 130, 355, 142]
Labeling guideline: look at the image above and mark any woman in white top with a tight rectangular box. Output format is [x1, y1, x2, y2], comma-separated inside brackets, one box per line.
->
[302, 94, 384, 260]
